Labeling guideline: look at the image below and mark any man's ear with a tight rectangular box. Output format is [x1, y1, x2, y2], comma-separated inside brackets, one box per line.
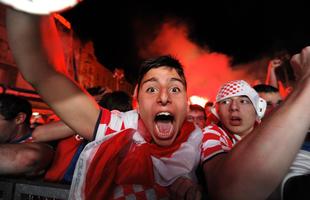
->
[15, 112, 27, 125]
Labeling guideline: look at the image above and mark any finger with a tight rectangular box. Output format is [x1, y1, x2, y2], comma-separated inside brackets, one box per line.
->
[300, 46, 310, 68]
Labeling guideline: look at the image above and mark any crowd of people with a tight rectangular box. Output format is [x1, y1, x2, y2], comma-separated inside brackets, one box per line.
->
[1, 2, 310, 200]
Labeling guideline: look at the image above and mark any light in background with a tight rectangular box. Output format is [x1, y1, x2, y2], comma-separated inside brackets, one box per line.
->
[189, 95, 208, 107]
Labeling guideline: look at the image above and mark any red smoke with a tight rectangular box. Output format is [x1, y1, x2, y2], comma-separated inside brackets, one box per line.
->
[138, 20, 269, 102]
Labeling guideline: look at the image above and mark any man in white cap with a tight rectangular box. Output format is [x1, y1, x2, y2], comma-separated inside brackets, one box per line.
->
[206, 80, 266, 138]
[199, 80, 266, 195]
[171, 80, 267, 198]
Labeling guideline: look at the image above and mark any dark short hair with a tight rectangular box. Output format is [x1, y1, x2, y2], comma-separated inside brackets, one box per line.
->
[86, 86, 105, 96]
[0, 94, 32, 125]
[99, 91, 132, 112]
[136, 55, 187, 94]
[189, 104, 206, 119]
[205, 101, 214, 107]
[253, 84, 279, 93]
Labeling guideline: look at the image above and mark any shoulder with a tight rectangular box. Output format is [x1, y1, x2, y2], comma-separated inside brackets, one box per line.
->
[95, 109, 138, 140]
[202, 124, 228, 138]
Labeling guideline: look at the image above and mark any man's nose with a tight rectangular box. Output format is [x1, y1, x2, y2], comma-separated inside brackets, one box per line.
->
[229, 100, 239, 111]
[157, 89, 171, 105]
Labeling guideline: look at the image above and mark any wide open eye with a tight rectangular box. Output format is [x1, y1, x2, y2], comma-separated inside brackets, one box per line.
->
[146, 87, 158, 93]
[169, 87, 181, 93]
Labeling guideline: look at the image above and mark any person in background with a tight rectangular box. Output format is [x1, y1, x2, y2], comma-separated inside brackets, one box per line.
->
[6, 5, 310, 200]
[201, 79, 266, 150]
[0, 94, 53, 176]
[33, 90, 133, 184]
[265, 51, 294, 98]
[204, 101, 213, 116]
[188, 80, 264, 199]
[86, 86, 109, 102]
[198, 81, 270, 199]
[99, 90, 132, 112]
[187, 104, 207, 130]
[253, 84, 283, 116]
[204, 101, 219, 126]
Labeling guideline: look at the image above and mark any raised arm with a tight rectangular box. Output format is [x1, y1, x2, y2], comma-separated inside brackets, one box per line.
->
[6, 9, 99, 140]
[32, 121, 77, 142]
[204, 47, 310, 200]
[265, 58, 282, 88]
[0, 143, 54, 176]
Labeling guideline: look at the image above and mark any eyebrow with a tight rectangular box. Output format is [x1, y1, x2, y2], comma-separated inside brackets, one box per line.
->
[141, 77, 185, 86]
[141, 77, 157, 85]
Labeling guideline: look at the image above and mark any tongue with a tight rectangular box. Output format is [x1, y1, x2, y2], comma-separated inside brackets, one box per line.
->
[156, 121, 172, 134]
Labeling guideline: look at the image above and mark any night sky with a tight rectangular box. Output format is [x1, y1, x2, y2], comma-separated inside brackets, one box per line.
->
[62, 0, 310, 86]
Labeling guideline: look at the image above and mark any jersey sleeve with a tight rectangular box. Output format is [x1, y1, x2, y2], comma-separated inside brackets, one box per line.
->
[93, 107, 112, 141]
[200, 124, 235, 163]
[93, 108, 138, 141]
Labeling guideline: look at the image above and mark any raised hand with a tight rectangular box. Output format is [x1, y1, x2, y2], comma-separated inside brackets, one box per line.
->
[290, 46, 310, 82]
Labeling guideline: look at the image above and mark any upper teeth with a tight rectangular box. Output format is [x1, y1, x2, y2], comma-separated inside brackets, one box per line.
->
[157, 112, 171, 116]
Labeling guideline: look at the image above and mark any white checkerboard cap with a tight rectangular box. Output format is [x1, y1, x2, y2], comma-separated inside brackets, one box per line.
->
[215, 80, 266, 120]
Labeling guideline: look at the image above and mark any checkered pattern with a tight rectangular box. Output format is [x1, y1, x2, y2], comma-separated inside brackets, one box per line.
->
[113, 184, 169, 200]
[215, 80, 266, 120]
[216, 80, 246, 101]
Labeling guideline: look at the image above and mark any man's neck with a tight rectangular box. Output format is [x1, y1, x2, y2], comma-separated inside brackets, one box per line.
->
[12, 125, 31, 141]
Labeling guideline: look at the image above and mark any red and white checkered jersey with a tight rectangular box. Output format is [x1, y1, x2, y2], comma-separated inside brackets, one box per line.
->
[69, 108, 202, 199]
[112, 184, 169, 200]
[94, 108, 139, 140]
[201, 124, 241, 163]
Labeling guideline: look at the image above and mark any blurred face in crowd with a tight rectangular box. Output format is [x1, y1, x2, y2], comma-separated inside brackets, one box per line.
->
[258, 92, 282, 115]
[0, 114, 17, 143]
[187, 110, 206, 129]
[204, 103, 213, 116]
[137, 66, 188, 146]
[217, 96, 256, 138]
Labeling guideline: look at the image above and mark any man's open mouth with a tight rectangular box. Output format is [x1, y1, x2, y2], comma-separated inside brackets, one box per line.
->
[154, 112, 174, 138]
[230, 116, 242, 125]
